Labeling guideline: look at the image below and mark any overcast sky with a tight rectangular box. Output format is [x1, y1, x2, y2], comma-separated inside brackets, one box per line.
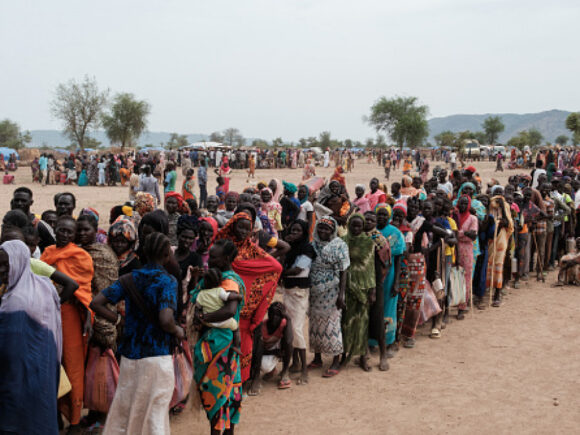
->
[1, 0, 578, 142]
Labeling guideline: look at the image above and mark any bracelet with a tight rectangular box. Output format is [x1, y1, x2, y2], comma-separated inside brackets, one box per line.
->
[115, 313, 122, 326]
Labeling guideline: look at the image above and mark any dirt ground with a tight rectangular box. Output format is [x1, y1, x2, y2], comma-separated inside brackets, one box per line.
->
[3, 159, 580, 434]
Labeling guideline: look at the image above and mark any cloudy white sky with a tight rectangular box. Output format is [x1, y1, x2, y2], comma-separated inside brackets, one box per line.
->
[1, 0, 578, 141]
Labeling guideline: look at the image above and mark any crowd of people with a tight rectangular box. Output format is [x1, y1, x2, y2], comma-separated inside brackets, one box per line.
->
[2, 148, 580, 435]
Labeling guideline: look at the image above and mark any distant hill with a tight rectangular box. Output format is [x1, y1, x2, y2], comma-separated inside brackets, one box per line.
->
[27, 130, 210, 149]
[428, 109, 571, 144]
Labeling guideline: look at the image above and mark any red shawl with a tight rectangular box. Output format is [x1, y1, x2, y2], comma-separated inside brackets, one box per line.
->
[215, 212, 282, 381]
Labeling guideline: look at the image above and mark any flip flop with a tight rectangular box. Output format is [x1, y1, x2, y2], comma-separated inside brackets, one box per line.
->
[322, 368, 340, 378]
[430, 328, 441, 339]
[307, 361, 322, 369]
[277, 379, 292, 389]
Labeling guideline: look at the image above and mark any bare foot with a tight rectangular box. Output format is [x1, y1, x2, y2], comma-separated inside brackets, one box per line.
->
[247, 380, 261, 396]
[297, 371, 309, 385]
[359, 355, 372, 372]
[379, 354, 389, 371]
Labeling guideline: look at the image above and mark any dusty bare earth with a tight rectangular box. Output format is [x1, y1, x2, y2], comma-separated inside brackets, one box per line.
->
[2, 159, 580, 434]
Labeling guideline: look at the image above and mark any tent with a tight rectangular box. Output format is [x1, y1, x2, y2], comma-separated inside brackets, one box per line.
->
[0, 148, 19, 159]
[185, 141, 224, 150]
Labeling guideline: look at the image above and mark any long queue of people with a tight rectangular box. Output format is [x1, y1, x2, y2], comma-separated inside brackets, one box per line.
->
[1, 156, 580, 435]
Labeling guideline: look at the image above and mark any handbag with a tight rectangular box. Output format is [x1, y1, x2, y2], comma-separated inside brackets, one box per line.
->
[169, 340, 194, 408]
[448, 265, 466, 307]
[83, 345, 120, 413]
[419, 281, 442, 325]
[58, 365, 72, 399]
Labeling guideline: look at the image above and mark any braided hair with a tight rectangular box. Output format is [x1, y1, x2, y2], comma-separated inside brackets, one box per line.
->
[143, 232, 170, 263]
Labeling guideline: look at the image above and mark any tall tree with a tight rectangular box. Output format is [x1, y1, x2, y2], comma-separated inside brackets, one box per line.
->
[482, 116, 505, 145]
[507, 131, 529, 152]
[167, 133, 189, 150]
[555, 135, 569, 146]
[50, 76, 108, 150]
[102, 93, 150, 149]
[272, 137, 283, 148]
[367, 96, 429, 149]
[565, 112, 580, 145]
[0, 119, 31, 150]
[319, 131, 331, 149]
[527, 128, 544, 148]
[209, 131, 224, 143]
[222, 128, 244, 147]
[433, 130, 456, 148]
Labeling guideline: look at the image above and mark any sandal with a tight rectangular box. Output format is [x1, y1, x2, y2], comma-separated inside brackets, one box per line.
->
[322, 368, 340, 378]
[277, 379, 292, 389]
[307, 361, 322, 369]
[403, 338, 415, 348]
[430, 328, 441, 339]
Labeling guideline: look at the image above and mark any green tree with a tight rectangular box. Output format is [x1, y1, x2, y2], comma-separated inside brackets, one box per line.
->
[565, 112, 580, 145]
[306, 137, 319, 147]
[319, 131, 331, 149]
[252, 139, 269, 148]
[167, 133, 189, 150]
[50, 75, 109, 151]
[364, 138, 375, 147]
[453, 131, 476, 153]
[297, 138, 308, 148]
[527, 128, 543, 148]
[555, 135, 569, 146]
[0, 119, 31, 150]
[507, 131, 529, 152]
[272, 137, 283, 148]
[367, 96, 429, 149]
[209, 131, 224, 143]
[223, 128, 244, 147]
[375, 135, 386, 147]
[433, 130, 456, 148]
[344, 139, 353, 148]
[473, 131, 487, 144]
[102, 92, 150, 149]
[482, 116, 505, 145]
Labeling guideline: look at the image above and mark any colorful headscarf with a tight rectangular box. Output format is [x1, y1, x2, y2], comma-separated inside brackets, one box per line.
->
[80, 207, 99, 223]
[393, 200, 407, 216]
[109, 216, 138, 243]
[282, 181, 297, 194]
[455, 181, 486, 221]
[374, 202, 392, 219]
[199, 216, 218, 244]
[134, 192, 155, 216]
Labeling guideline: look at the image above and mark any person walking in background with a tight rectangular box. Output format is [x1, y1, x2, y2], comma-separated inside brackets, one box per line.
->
[198, 159, 208, 209]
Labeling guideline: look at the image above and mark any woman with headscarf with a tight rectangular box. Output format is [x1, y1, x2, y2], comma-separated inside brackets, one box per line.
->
[0, 240, 62, 435]
[133, 191, 156, 226]
[215, 212, 283, 385]
[193, 217, 218, 270]
[218, 191, 240, 222]
[214, 157, 231, 192]
[260, 187, 283, 236]
[188, 239, 245, 433]
[375, 203, 406, 353]
[453, 195, 479, 318]
[400, 175, 420, 198]
[41, 216, 94, 431]
[282, 219, 316, 384]
[79, 207, 108, 244]
[108, 217, 141, 276]
[302, 159, 316, 180]
[420, 157, 430, 183]
[307, 216, 350, 378]
[88, 157, 98, 186]
[363, 210, 390, 370]
[268, 178, 283, 203]
[331, 166, 346, 188]
[280, 181, 301, 231]
[341, 214, 376, 371]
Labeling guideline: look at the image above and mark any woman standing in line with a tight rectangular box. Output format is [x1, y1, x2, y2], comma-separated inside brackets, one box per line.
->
[91, 233, 184, 435]
[307, 216, 350, 378]
[0, 240, 62, 435]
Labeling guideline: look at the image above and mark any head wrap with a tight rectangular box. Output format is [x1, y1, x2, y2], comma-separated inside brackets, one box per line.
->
[355, 184, 365, 192]
[393, 200, 407, 216]
[490, 185, 503, 195]
[282, 181, 297, 194]
[402, 175, 413, 187]
[165, 191, 184, 208]
[374, 202, 392, 219]
[0, 240, 62, 359]
[317, 216, 337, 232]
[134, 192, 155, 216]
[455, 194, 473, 229]
[465, 166, 476, 173]
[80, 207, 99, 223]
[108, 217, 137, 243]
[225, 191, 240, 202]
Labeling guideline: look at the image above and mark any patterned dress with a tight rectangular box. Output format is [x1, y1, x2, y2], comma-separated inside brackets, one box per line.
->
[309, 227, 350, 355]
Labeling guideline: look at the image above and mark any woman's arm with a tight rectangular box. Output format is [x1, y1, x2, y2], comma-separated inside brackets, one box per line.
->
[336, 270, 347, 309]
[90, 293, 118, 323]
[306, 210, 313, 232]
[200, 299, 238, 323]
[269, 238, 290, 260]
[159, 308, 185, 339]
[50, 270, 79, 304]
